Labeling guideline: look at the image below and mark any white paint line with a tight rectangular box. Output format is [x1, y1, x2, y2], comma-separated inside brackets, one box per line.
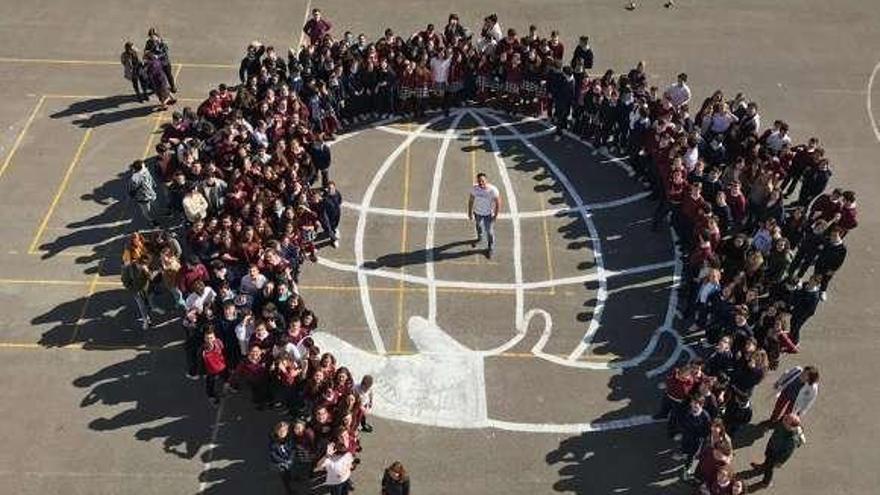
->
[374, 124, 556, 141]
[296, 0, 313, 49]
[197, 398, 225, 494]
[643, 227, 692, 378]
[325, 115, 400, 148]
[487, 415, 661, 434]
[470, 110, 525, 334]
[867, 59, 880, 142]
[352, 115, 447, 354]
[472, 111, 609, 360]
[317, 256, 672, 291]
[341, 189, 650, 219]
[425, 113, 466, 324]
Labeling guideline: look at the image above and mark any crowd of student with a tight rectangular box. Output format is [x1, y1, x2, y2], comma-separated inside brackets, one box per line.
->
[620, 47, 854, 495]
[119, 8, 857, 494]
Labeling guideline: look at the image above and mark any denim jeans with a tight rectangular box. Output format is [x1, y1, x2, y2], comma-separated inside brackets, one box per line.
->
[132, 290, 152, 324]
[474, 214, 496, 251]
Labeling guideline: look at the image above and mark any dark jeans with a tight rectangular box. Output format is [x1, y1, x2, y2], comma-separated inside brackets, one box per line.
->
[320, 210, 340, 241]
[279, 470, 312, 495]
[205, 370, 228, 399]
[318, 168, 331, 188]
[183, 326, 202, 376]
[757, 457, 781, 484]
[328, 480, 351, 495]
[162, 61, 177, 92]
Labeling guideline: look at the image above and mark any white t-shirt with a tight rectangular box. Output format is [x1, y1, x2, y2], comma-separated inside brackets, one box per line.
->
[239, 273, 267, 295]
[185, 287, 216, 313]
[320, 452, 353, 485]
[664, 83, 691, 107]
[471, 184, 500, 216]
[430, 57, 451, 83]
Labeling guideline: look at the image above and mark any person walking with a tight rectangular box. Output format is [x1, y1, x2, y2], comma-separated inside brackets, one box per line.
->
[128, 159, 160, 226]
[145, 27, 177, 93]
[789, 275, 822, 344]
[812, 225, 847, 299]
[121, 254, 156, 330]
[269, 421, 296, 495]
[143, 51, 176, 110]
[314, 441, 354, 495]
[749, 413, 805, 490]
[467, 172, 502, 258]
[120, 41, 147, 102]
[382, 461, 411, 495]
[768, 366, 819, 423]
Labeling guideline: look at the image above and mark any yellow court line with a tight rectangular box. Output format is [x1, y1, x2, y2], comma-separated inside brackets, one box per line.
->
[470, 135, 477, 180]
[0, 95, 46, 180]
[538, 191, 556, 295]
[0, 278, 87, 286]
[0, 57, 235, 69]
[28, 128, 93, 254]
[41, 94, 202, 103]
[395, 123, 413, 353]
[0, 277, 559, 295]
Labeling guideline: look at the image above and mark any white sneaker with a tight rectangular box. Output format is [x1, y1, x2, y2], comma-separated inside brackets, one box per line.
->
[335, 229, 341, 240]
[820, 291, 827, 301]
[332, 239, 339, 248]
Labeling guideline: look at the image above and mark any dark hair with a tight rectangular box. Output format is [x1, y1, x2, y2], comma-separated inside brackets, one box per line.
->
[476, 172, 487, 180]
[386, 461, 408, 481]
[130, 159, 145, 170]
[804, 366, 820, 384]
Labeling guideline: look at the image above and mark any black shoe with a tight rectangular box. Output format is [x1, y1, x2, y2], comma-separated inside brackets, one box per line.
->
[486, 248, 493, 259]
[361, 423, 373, 433]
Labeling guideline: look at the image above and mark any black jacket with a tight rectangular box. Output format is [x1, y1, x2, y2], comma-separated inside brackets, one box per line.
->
[791, 287, 821, 319]
[815, 240, 846, 272]
[571, 44, 594, 69]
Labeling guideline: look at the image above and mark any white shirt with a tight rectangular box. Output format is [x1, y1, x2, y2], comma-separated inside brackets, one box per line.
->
[239, 273, 267, 295]
[320, 452, 353, 485]
[354, 383, 373, 410]
[765, 130, 791, 153]
[185, 287, 216, 313]
[664, 82, 691, 107]
[471, 184, 500, 216]
[430, 57, 452, 83]
[683, 146, 699, 171]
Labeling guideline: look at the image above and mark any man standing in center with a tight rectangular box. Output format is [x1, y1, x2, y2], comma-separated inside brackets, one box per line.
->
[467, 172, 502, 258]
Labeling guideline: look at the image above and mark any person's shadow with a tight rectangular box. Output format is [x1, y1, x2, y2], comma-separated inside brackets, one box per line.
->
[362, 239, 485, 269]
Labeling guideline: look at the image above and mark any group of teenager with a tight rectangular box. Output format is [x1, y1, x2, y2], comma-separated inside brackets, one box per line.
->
[617, 51, 854, 495]
[118, 8, 857, 494]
